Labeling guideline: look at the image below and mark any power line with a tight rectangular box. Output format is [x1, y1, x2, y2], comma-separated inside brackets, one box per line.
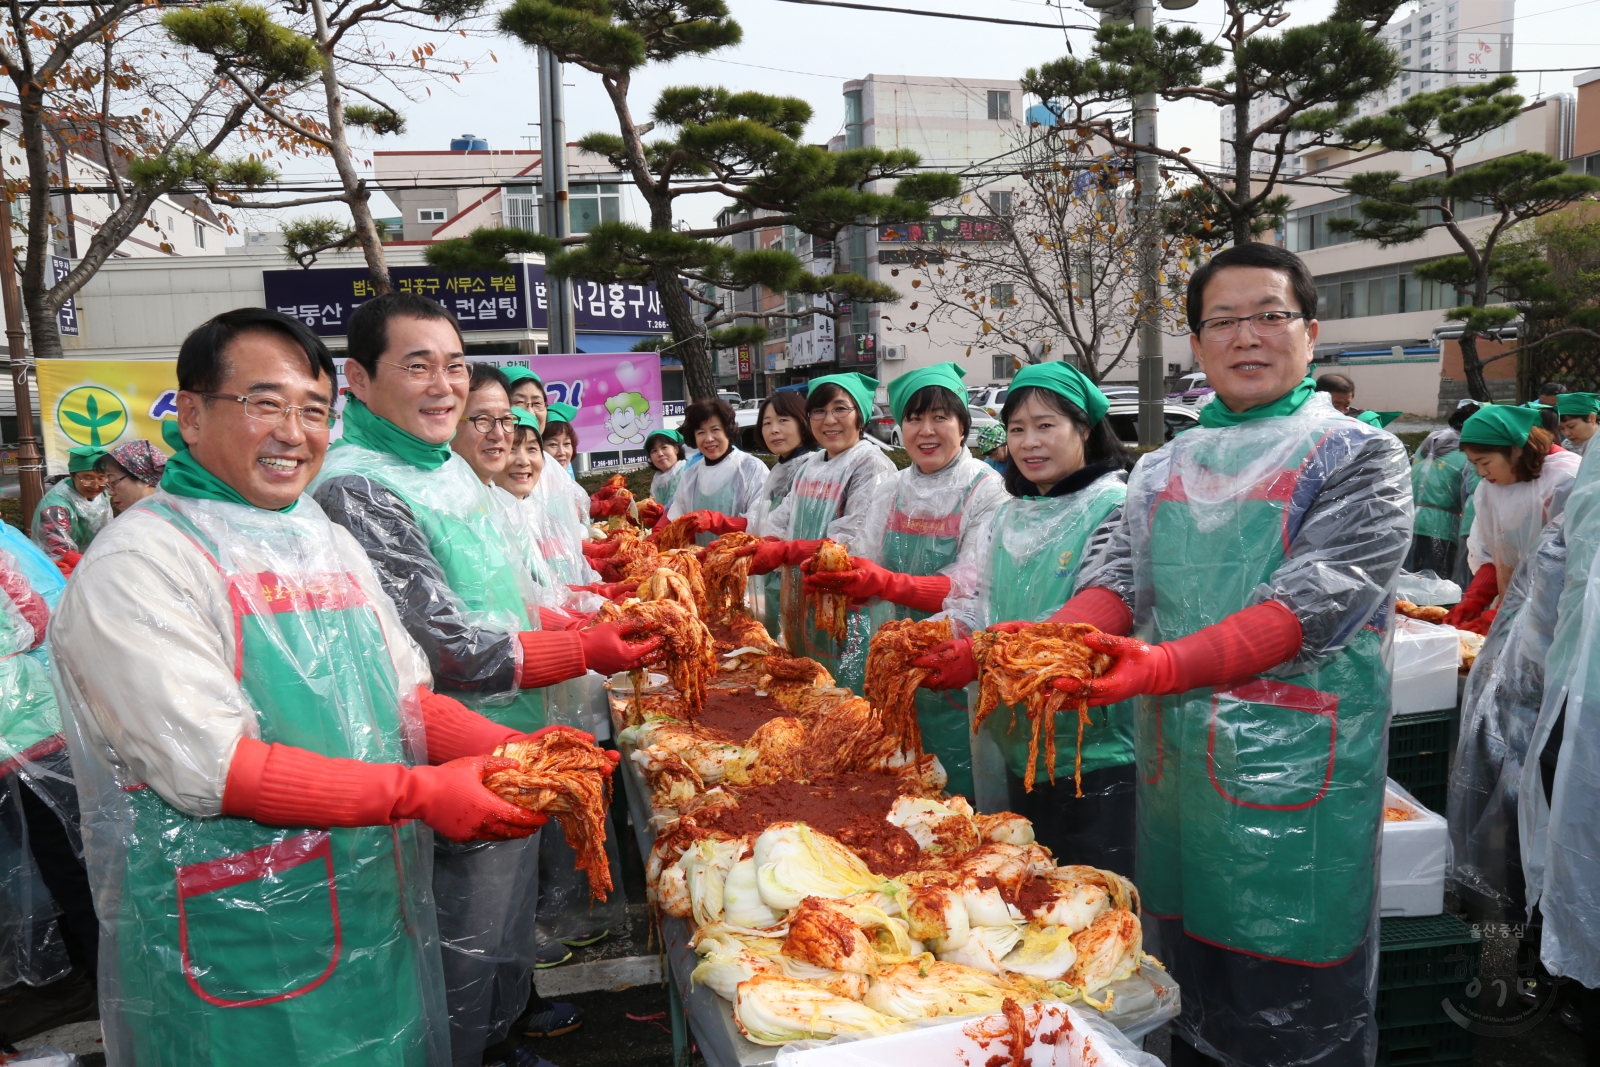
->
[769, 0, 1095, 31]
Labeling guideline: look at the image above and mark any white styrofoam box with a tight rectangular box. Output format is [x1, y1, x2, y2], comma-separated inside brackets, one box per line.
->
[1391, 615, 1461, 715]
[1380, 778, 1449, 917]
[773, 1001, 1159, 1067]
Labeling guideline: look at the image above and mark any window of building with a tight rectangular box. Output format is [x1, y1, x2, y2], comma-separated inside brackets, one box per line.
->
[989, 283, 1015, 308]
[193, 220, 205, 248]
[1403, 87, 1412, 97]
[1311, 257, 1491, 321]
[1420, 13, 1431, 24]
[1421, 47, 1431, 57]
[988, 190, 1013, 216]
[1402, 38, 1412, 49]
[844, 90, 864, 149]
[418, 207, 447, 223]
[1402, 71, 1411, 80]
[849, 226, 871, 334]
[1401, 22, 1412, 33]
[567, 184, 620, 234]
[167, 215, 175, 230]
[993, 354, 1014, 380]
[504, 185, 539, 232]
[1421, 30, 1431, 40]
[987, 91, 1012, 121]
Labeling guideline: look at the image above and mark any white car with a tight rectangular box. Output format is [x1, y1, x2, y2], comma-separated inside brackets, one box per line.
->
[1103, 400, 1200, 445]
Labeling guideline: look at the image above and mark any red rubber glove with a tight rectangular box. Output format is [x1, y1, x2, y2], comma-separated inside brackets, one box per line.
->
[1052, 600, 1303, 707]
[538, 606, 591, 632]
[652, 510, 672, 533]
[54, 550, 82, 579]
[1460, 607, 1498, 636]
[911, 637, 978, 690]
[0, 561, 49, 650]
[1444, 564, 1497, 628]
[1047, 586, 1134, 637]
[803, 556, 951, 613]
[418, 687, 518, 763]
[581, 540, 620, 561]
[987, 620, 1033, 635]
[570, 580, 638, 602]
[578, 619, 664, 676]
[737, 538, 824, 576]
[682, 511, 748, 536]
[222, 737, 545, 842]
[516, 631, 586, 687]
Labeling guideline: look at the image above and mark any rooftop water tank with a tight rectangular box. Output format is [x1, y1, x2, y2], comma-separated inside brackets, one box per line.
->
[450, 134, 489, 152]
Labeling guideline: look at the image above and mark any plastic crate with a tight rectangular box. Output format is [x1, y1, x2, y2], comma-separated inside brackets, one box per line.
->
[1375, 1020, 1475, 1066]
[1390, 710, 1453, 759]
[1377, 916, 1481, 1048]
[1389, 750, 1449, 813]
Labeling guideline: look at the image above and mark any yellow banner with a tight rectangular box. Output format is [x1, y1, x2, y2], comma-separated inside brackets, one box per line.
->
[34, 360, 178, 475]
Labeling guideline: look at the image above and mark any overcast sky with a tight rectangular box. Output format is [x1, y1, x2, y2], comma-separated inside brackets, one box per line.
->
[244, 0, 1600, 238]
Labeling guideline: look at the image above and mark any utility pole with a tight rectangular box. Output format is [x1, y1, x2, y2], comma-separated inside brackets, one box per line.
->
[0, 119, 43, 528]
[1131, 0, 1165, 451]
[537, 46, 575, 356]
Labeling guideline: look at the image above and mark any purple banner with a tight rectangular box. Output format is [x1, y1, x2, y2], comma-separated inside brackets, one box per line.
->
[481, 352, 664, 450]
[527, 266, 670, 334]
[264, 266, 528, 335]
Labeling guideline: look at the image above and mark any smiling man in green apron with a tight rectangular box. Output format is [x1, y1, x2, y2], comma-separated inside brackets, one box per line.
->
[1050, 244, 1413, 1067]
[312, 294, 656, 1064]
[47, 308, 583, 1067]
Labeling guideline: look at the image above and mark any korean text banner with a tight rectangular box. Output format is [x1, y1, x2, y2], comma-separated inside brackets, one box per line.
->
[35, 359, 179, 475]
[264, 266, 529, 335]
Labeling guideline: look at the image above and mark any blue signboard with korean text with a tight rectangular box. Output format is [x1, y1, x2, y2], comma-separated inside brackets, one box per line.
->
[51, 256, 79, 336]
[263, 265, 530, 336]
[265, 263, 671, 337]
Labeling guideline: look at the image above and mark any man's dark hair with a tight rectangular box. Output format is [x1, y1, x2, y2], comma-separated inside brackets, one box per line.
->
[177, 307, 337, 394]
[1448, 402, 1480, 431]
[468, 362, 510, 395]
[682, 397, 738, 444]
[1315, 372, 1355, 394]
[1539, 381, 1568, 397]
[1186, 243, 1319, 333]
[345, 292, 463, 374]
[900, 384, 972, 440]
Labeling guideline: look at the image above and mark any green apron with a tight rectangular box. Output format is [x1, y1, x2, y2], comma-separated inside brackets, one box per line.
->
[978, 479, 1134, 785]
[675, 450, 762, 549]
[780, 463, 873, 695]
[31, 479, 111, 557]
[117, 497, 442, 1066]
[871, 466, 992, 799]
[1135, 423, 1388, 965]
[316, 446, 545, 732]
[1412, 448, 1468, 541]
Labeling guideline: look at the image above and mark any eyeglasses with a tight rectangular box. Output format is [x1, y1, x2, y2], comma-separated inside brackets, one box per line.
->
[463, 413, 519, 435]
[1196, 310, 1310, 341]
[104, 472, 130, 490]
[809, 404, 857, 422]
[377, 358, 471, 383]
[199, 392, 336, 428]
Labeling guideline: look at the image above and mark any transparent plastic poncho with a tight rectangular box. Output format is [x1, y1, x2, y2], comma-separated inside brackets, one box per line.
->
[0, 534, 73, 991]
[768, 438, 897, 694]
[1082, 391, 1412, 1066]
[541, 456, 595, 539]
[1521, 448, 1600, 987]
[1449, 515, 1566, 920]
[650, 458, 686, 506]
[30, 477, 111, 561]
[1466, 449, 1581, 577]
[746, 451, 816, 638]
[1410, 428, 1469, 542]
[666, 448, 770, 546]
[49, 490, 449, 1067]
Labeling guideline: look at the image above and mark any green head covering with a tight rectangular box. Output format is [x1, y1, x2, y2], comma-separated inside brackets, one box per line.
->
[886, 362, 966, 423]
[546, 401, 578, 425]
[976, 423, 1007, 453]
[1461, 404, 1539, 448]
[1009, 361, 1111, 425]
[646, 427, 683, 447]
[1557, 392, 1600, 418]
[807, 372, 878, 423]
[502, 365, 543, 387]
[67, 445, 107, 474]
[1356, 410, 1402, 428]
[511, 406, 541, 431]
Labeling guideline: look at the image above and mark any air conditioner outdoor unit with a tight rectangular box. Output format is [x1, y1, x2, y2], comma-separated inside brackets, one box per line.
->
[881, 344, 906, 361]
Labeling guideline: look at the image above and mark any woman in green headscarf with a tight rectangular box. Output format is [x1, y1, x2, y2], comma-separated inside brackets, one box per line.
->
[1557, 391, 1600, 456]
[645, 428, 687, 505]
[30, 445, 111, 570]
[801, 362, 1007, 799]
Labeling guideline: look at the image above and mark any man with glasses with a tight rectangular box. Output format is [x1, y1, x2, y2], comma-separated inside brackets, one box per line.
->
[49, 307, 573, 1066]
[312, 293, 655, 1066]
[1048, 244, 1412, 1067]
[30, 444, 111, 573]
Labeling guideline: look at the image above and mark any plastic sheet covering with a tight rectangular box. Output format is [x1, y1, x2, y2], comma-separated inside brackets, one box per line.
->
[30, 477, 111, 561]
[1395, 570, 1462, 606]
[4, 1047, 78, 1066]
[772, 1000, 1164, 1067]
[772, 440, 897, 694]
[313, 445, 547, 730]
[1080, 391, 1409, 1066]
[541, 457, 595, 539]
[651, 458, 687, 506]
[747, 450, 816, 638]
[1521, 449, 1600, 988]
[1453, 464, 1483, 589]
[667, 448, 770, 546]
[49, 491, 449, 1067]
[1410, 428, 1468, 541]
[1466, 448, 1581, 577]
[0, 771, 72, 989]
[534, 811, 626, 954]
[1449, 518, 1565, 920]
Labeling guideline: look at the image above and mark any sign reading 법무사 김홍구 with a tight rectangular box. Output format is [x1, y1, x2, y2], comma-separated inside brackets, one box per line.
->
[34, 353, 664, 476]
[262, 264, 670, 337]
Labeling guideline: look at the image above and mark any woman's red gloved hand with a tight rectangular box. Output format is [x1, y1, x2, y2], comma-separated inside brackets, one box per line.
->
[911, 637, 978, 690]
[737, 538, 824, 576]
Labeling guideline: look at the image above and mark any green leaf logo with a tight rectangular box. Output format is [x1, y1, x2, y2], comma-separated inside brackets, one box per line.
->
[57, 386, 129, 447]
